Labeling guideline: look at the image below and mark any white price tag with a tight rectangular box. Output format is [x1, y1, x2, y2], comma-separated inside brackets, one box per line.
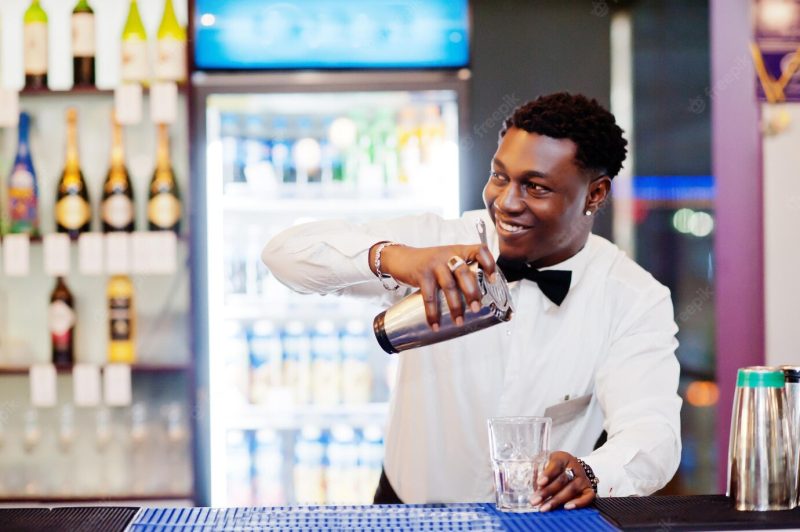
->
[72, 363, 101, 407]
[0, 89, 20, 127]
[153, 231, 178, 273]
[105, 232, 131, 274]
[43, 233, 71, 276]
[3, 234, 30, 276]
[103, 364, 132, 406]
[114, 83, 143, 125]
[78, 232, 104, 275]
[29, 364, 58, 408]
[131, 231, 152, 273]
[150, 81, 178, 125]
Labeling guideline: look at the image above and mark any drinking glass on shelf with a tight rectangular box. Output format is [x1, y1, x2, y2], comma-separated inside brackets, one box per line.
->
[487, 416, 551, 512]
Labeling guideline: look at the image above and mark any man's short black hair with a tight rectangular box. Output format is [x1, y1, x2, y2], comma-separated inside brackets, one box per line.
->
[499, 92, 628, 179]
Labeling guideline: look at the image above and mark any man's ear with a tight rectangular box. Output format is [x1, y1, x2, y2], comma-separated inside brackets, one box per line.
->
[586, 176, 611, 214]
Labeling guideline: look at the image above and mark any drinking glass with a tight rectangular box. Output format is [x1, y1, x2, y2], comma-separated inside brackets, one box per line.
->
[488, 416, 551, 512]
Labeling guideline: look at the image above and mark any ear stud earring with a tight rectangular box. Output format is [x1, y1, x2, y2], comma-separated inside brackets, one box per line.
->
[585, 210, 593, 216]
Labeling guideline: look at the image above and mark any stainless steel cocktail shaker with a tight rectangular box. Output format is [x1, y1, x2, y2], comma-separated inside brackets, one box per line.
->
[727, 366, 796, 511]
[373, 262, 513, 354]
[782, 365, 800, 506]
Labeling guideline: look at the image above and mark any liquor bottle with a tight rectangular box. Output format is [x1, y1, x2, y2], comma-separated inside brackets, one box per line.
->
[56, 108, 92, 240]
[147, 124, 181, 233]
[108, 274, 135, 363]
[72, 0, 95, 87]
[101, 115, 135, 232]
[121, 0, 149, 84]
[156, 0, 187, 82]
[8, 112, 39, 235]
[23, 0, 48, 90]
[49, 277, 76, 367]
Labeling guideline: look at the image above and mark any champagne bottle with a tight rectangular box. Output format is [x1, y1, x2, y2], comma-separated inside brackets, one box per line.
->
[56, 108, 92, 240]
[121, 0, 149, 84]
[8, 112, 39, 236]
[148, 124, 181, 233]
[23, 0, 48, 90]
[108, 274, 135, 363]
[101, 115, 135, 232]
[71, 0, 95, 87]
[49, 277, 75, 367]
[156, 0, 187, 82]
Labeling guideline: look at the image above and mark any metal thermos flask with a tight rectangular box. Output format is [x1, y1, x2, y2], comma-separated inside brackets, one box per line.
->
[781, 365, 800, 506]
[727, 366, 797, 511]
[373, 262, 513, 354]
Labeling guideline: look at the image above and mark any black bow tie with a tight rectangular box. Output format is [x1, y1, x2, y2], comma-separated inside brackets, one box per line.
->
[496, 256, 572, 306]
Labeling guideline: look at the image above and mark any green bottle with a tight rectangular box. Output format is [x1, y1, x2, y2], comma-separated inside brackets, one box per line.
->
[23, 0, 48, 90]
[72, 0, 95, 87]
[121, 0, 148, 84]
[156, 0, 187, 82]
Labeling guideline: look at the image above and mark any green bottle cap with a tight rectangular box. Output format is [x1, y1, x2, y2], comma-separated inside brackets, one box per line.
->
[736, 366, 785, 388]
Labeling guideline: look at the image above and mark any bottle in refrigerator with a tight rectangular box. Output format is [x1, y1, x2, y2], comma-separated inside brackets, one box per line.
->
[249, 320, 283, 404]
[108, 274, 135, 363]
[270, 117, 293, 184]
[220, 113, 241, 187]
[101, 114, 135, 232]
[283, 321, 311, 405]
[8, 112, 39, 236]
[293, 426, 326, 504]
[155, 0, 187, 83]
[23, 0, 48, 90]
[223, 321, 250, 406]
[129, 402, 151, 494]
[325, 425, 359, 504]
[293, 118, 321, 186]
[148, 124, 182, 233]
[121, 0, 149, 84]
[56, 108, 92, 240]
[397, 106, 421, 186]
[358, 425, 384, 502]
[164, 402, 191, 493]
[253, 429, 285, 505]
[49, 276, 76, 367]
[226, 430, 253, 506]
[340, 320, 372, 404]
[311, 320, 341, 405]
[71, 0, 95, 87]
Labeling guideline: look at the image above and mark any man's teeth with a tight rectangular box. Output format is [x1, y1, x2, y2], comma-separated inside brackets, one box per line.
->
[498, 220, 525, 233]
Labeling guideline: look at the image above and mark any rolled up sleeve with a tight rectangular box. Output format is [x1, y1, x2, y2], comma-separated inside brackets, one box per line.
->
[582, 286, 682, 497]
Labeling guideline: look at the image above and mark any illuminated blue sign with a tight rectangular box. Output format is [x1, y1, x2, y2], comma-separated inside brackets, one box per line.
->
[194, 0, 470, 70]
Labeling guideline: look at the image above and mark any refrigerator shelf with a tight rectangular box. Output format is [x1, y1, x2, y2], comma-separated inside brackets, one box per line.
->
[0, 364, 190, 376]
[225, 402, 389, 431]
[222, 303, 377, 323]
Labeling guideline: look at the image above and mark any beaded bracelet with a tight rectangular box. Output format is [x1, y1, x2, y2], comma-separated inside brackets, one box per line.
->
[576, 458, 599, 493]
[373, 241, 402, 291]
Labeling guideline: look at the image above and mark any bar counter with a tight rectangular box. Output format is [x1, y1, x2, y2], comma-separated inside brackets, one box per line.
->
[2, 495, 800, 531]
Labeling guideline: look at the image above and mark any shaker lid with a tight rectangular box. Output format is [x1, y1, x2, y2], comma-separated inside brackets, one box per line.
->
[781, 365, 800, 383]
[736, 366, 785, 388]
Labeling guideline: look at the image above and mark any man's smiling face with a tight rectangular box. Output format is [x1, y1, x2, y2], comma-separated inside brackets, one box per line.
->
[482, 127, 597, 267]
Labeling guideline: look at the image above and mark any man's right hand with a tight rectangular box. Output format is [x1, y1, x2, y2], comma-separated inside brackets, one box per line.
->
[369, 243, 497, 330]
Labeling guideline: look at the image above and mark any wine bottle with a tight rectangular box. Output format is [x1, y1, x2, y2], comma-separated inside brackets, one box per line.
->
[121, 0, 149, 84]
[71, 0, 95, 87]
[101, 115, 135, 232]
[108, 274, 135, 363]
[156, 0, 187, 82]
[55, 108, 92, 240]
[8, 112, 39, 236]
[49, 277, 75, 367]
[23, 0, 48, 90]
[148, 124, 181, 233]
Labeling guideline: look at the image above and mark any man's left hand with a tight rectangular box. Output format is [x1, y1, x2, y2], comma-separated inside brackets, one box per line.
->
[532, 451, 595, 511]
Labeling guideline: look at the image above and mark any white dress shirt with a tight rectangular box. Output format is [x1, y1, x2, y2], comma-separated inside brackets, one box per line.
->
[263, 209, 682, 503]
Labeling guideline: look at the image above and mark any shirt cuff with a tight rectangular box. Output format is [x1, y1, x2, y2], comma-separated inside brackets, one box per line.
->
[580, 448, 636, 497]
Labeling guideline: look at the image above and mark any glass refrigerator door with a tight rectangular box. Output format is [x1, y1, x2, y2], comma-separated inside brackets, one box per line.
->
[204, 89, 460, 506]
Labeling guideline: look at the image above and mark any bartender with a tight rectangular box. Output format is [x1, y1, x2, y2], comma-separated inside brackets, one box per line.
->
[263, 93, 681, 511]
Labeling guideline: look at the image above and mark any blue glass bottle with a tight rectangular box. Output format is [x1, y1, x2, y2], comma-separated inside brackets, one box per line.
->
[8, 112, 39, 236]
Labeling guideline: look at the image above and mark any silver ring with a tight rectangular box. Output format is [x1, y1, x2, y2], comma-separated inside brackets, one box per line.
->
[564, 467, 575, 482]
[447, 255, 466, 273]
